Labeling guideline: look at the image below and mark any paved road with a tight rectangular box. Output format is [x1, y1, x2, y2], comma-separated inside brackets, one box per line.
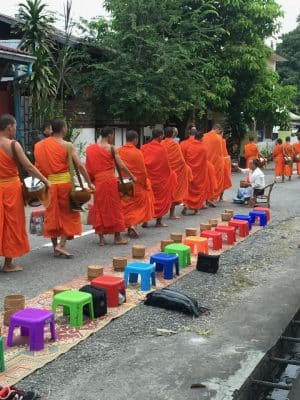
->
[1, 167, 300, 399]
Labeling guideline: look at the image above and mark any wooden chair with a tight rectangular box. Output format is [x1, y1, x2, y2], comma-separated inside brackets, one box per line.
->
[248, 181, 275, 208]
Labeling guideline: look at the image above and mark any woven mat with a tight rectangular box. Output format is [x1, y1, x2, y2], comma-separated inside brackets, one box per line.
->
[0, 224, 261, 386]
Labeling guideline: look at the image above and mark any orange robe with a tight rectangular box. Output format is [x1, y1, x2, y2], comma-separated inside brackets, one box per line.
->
[0, 148, 29, 258]
[283, 143, 293, 177]
[202, 130, 224, 199]
[162, 138, 192, 203]
[180, 136, 194, 159]
[207, 161, 218, 200]
[183, 140, 209, 210]
[272, 144, 284, 177]
[34, 137, 82, 238]
[293, 143, 300, 175]
[141, 140, 177, 218]
[118, 143, 154, 226]
[244, 143, 259, 168]
[222, 138, 232, 190]
[86, 144, 125, 234]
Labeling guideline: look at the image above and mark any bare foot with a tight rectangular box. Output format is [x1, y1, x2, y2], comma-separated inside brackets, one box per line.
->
[169, 215, 181, 220]
[99, 239, 106, 246]
[181, 207, 187, 216]
[55, 247, 74, 258]
[207, 201, 217, 208]
[142, 222, 148, 228]
[114, 238, 129, 245]
[0, 264, 23, 272]
[155, 221, 168, 227]
[128, 227, 139, 238]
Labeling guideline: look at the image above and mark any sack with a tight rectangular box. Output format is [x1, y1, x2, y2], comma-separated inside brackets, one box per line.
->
[29, 209, 45, 235]
[196, 252, 220, 274]
[144, 288, 207, 317]
[111, 146, 135, 199]
[79, 285, 107, 318]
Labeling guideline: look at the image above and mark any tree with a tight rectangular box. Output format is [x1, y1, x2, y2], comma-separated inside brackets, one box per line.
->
[276, 16, 300, 112]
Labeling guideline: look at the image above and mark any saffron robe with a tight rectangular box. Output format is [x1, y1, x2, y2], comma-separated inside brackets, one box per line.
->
[34, 137, 82, 238]
[162, 138, 192, 203]
[118, 143, 154, 226]
[244, 142, 259, 168]
[180, 136, 194, 159]
[183, 140, 209, 210]
[85, 144, 125, 234]
[283, 143, 293, 177]
[207, 161, 218, 200]
[293, 142, 300, 175]
[202, 130, 225, 199]
[222, 138, 232, 191]
[272, 144, 284, 177]
[0, 148, 30, 258]
[141, 140, 177, 218]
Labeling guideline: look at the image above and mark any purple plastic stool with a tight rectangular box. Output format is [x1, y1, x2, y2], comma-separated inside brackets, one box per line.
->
[7, 308, 56, 351]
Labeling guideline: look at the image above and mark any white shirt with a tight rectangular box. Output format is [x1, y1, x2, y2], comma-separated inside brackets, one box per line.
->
[240, 167, 265, 189]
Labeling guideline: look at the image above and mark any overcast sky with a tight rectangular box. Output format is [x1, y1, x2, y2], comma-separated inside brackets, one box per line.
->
[1, 0, 300, 35]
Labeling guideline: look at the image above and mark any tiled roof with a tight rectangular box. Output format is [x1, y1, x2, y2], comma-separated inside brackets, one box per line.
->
[0, 44, 29, 55]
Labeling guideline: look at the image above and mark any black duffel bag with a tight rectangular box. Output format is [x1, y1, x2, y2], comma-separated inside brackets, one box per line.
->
[79, 284, 107, 318]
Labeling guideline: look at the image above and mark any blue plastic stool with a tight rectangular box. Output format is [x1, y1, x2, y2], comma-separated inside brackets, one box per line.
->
[249, 210, 267, 227]
[150, 253, 179, 280]
[124, 262, 156, 291]
[233, 214, 252, 230]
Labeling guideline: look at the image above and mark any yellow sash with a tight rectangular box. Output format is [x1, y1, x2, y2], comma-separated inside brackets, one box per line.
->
[48, 172, 71, 184]
[0, 176, 20, 186]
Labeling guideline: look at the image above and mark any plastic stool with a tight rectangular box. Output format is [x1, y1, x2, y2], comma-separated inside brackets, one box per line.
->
[233, 214, 252, 230]
[164, 243, 191, 268]
[91, 275, 126, 307]
[249, 210, 267, 227]
[0, 336, 4, 372]
[52, 290, 94, 327]
[253, 207, 270, 221]
[124, 262, 156, 291]
[7, 308, 56, 351]
[200, 230, 223, 250]
[150, 253, 179, 280]
[215, 225, 236, 245]
[184, 236, 209, 255]
[228, 220, 249, 237]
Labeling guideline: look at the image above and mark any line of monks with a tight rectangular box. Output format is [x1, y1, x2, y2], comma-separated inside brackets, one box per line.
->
[272, 135, 300, 182]
[0, 113, 232, 273]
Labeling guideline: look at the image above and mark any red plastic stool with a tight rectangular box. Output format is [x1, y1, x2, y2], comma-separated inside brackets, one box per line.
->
[215, 225, 236, 245]
[253, 207, 270, 221]
[200, 230, 222, 250]
[228, 220, 249, 238]
[91, 275, 126, 307]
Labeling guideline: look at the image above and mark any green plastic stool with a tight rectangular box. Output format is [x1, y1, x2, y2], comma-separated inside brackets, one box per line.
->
[164, 243, 191, 268]
[0, 336, 5, 372]
[52, 290, 94, 328]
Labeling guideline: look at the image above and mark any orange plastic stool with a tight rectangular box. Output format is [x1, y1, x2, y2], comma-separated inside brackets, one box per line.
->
[253, 207, 270, 221]
[228, 220, 249, 237]
[184, 236, 209, 255]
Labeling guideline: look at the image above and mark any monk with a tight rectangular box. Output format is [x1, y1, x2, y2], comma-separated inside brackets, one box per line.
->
[86, 126, 136, 246]
[272, 138, 285, 182]
[118, 130, 154, 238]
[182, 131, 210, 214]
[219, 132, 232, 200]
[180, 125, 197, 159]
[162, 126, 192, 219]
[283, 136, 294, 181]
[202, 124, 225, 201]
[293, 134, 300, 176]
[0, 114, 50, 272]
[141, 128, 177, 227]
[244, 137, 260, 168]
[35, 119, 93, 257]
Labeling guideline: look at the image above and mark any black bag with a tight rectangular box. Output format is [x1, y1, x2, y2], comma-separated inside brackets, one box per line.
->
[79, 285, 107, 318]
[196, 252, 220, 274]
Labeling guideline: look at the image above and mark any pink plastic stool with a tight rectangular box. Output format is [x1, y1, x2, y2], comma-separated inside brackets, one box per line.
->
[7, 308, 56, 351]
[91, 275, 126, 307]
[253, 207, 270, 221]
[215, 225, 236, 245]
[200, 230, 223, 250]
[228, 220, 249, 237]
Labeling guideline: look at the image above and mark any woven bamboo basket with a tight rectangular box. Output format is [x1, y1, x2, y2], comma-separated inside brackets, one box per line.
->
[200, 223, 212, 232]
[87, 265, 104, 281]
[132, 245, 146, 258]
[209, 219, 218, 227]
[221, 212, 232, 222]
[53, 286, 71, 296]
[185, 228, 197, 237]
[4, 294, 25, 310]
[225, 209, 234, 217]
[170, 233, 182, 243]
[160, 239, 174, 251]
[113, 257, 127, 272]
[3, 307, 24, 326]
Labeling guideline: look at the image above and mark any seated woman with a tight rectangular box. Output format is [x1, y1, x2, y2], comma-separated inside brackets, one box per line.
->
[233, 159, 265, 204]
